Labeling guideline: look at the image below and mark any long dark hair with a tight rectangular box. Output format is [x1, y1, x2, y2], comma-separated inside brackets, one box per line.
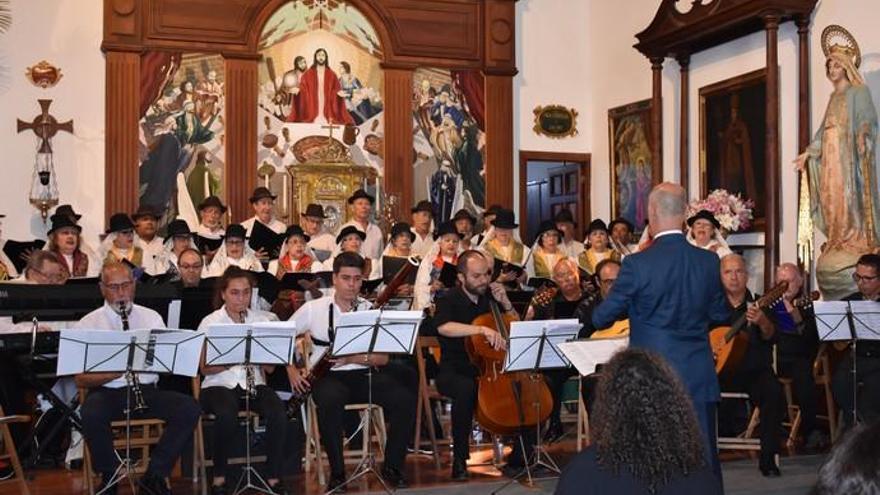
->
[811, 421, 880, 495]
[212, 266, 255, 310]
[592, 348, 706, 492]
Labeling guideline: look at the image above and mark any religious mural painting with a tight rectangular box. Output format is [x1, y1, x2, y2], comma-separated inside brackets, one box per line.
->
[257, 1, 383, 230]
[412, 67, 486, 224]
[699, 68, 767, 230]
[608, 99, 654, 233]
[138, 52, 226, 229]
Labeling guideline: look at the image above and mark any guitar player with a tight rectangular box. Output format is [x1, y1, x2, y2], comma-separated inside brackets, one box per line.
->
[713, 254, 784, 477]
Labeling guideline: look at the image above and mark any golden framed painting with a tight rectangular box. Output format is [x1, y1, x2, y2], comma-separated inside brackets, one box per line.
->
[608, 99, 655, 233]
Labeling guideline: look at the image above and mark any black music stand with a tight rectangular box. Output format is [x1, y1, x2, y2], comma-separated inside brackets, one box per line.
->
[205, 322, 296, 495]
[491, 319, 580, 494]
[815, 300, 880, 425]
[328, 309, 422, 495]
[57, 328, 204, 495]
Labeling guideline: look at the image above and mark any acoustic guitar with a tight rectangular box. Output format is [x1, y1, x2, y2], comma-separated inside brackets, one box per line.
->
[710, 281, 788, 377]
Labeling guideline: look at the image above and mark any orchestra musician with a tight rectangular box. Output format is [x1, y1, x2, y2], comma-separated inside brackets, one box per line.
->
[433, 250, 525, 481]
[175, 248, 205, 289]
[197, 267, 289, 495]
[555, 209, 585, 258]
[715, 254, 783, 477]
[832, 253, 880, 429]
[74, 262, 201, 495]
[592, 183, 729, 484]
[410, 200, 436, 258]
[577, 219, 620, 276]
[338, 189, 384, 260]
[100, 213, 145, 268]
[527, 220, 567, 279]
[414, 221, 461, 311]
[287, 252, 417, 490]
[773, 262, 825, 451]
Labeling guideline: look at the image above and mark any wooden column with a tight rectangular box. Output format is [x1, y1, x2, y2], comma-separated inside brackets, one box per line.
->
[677, 54, 690, 190]
[224, 56, 258, 223]
[796, 16, 811, 151]
[650, 57, 664, 177]
[383, 67, 414, 211]
[104, 50, 140, 222]
[484, 73, 515, 210]
[764, 14, 781, 286]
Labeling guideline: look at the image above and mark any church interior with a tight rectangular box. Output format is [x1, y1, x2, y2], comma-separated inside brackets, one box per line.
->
[1, 0, 879, 494]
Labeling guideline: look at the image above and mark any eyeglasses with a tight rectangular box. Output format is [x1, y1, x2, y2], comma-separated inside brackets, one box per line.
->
[853, 273, 879, 282]
[599, 278, 617, 286]
[102, 281, 133, 292]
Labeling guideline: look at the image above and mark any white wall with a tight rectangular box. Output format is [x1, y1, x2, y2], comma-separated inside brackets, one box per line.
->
[0, 0, 104, 242]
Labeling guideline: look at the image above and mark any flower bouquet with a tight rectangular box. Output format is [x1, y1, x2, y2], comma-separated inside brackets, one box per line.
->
[687, 189, 755, 233]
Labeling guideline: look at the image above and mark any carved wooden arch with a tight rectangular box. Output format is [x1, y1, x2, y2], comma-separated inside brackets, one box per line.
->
[102, 0, 517, 228]
[633, 0, 818, 286]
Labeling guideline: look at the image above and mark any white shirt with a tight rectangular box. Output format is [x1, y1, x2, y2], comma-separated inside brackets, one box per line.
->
[413, 253, 456, 311]
[410, 229, 435, 258]
[197, 306, 279, 390]
[203, 252, 265, 278]
[197, 224, 225, 239]
[288, 295, 372, 371]
[136, 236, 166, 274]
[74, 302, 165, 388]
[307, 231, 336, 257]
[242, 216, 286, 236]
[338, 220, 384, 260]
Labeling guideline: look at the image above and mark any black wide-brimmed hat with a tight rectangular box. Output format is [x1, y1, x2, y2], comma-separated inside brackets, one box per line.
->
[249, 187, 277, 203]
[411, 200, 434, 215]
[587, 219, 609, 235]
[336, 225, 367, 244]
[554, 208, 576, 225]
[165, 219, 194, 239]
[106, 213, 135, 234]
[536, 220, 562, 246]
[484, 204, 504, 218]
[608, 217, 634, 233]
[452, 208, 477, 226]
[390, 222, 416, 243]
[687, 209, 721, 229]
[132, 204, 161, 221]
[434, 221, 464, 240]
[54, 204, 83, 221]
[48, 214, 82, 235]
[198, 196, 227, 213]
[301, 203, 326, 219]
[284, 225, 310, 243]
[224, 224, 247, 240]
[490, 209, 518, 229]
[347, 189, 375, 205]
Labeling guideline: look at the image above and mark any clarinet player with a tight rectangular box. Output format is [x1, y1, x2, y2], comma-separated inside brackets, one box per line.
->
[74, 262, 200, 495]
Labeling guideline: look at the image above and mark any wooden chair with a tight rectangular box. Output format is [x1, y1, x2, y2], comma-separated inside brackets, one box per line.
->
[576, 379, 590, 450]
[0, 406, 30, 495]
[413, 336, 443, 468]
[779, 344, 839, 447]
[716, 391, 761, 452]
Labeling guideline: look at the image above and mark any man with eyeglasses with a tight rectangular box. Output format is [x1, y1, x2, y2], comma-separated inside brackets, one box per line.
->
[175, 248, 204, 288]
[74, 262, 200, 495]
[3, 250, 67, 285]
[832, 253, 880, 429]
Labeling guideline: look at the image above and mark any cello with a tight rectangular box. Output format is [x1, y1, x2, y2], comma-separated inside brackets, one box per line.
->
[467, 298, 553, 435]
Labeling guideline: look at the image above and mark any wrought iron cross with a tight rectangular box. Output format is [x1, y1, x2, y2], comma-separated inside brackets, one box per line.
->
[16, 99, 74, 153]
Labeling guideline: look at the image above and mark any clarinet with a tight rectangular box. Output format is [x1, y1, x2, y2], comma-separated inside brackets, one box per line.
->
[241, 310, 258, 398]
[119, 302, 148, 413]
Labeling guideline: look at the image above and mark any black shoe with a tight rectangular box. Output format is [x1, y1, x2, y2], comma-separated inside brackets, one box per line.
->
[96, 473, 118, 495]
[451, 458, 469, 481]
[326, 473, 347, 493]
[759, 459, 781, 477]
[381, 465, 409, 489]
[501, 463, 524, 479]
[138, 473, 172, 495]
[209, 483, 227, 495]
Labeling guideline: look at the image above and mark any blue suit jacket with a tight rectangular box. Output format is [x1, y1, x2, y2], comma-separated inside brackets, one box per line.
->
[592, 233, 729, 402]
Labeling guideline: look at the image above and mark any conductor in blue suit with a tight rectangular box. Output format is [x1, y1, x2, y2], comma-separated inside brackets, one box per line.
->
[592, 183, 729, 483]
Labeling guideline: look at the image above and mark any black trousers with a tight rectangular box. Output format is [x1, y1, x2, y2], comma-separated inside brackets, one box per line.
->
[832, 353, 880, 427]
[311, 368, 416, 477]
[777, 353, 819, 438]
[199, 385, 287, 479]
[721, 369, 784, 461]
[80, 385, 201, 477]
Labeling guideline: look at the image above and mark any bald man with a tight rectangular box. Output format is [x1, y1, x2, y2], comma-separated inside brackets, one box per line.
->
[592, 183, 729, 483]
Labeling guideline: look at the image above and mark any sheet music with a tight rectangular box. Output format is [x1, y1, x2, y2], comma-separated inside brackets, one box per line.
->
[204, 323, 296, 366]
[558, 338, 628, 376]
[504, 319, 582, 372]
[814, 301, 853, 341]
[332, 309, 422, 356]
[167, 300, 182, 329]
[143, 329, 205, 377]
[848, 301, 880, 341]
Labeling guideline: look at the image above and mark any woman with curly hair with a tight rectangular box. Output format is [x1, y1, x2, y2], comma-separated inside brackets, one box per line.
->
[555, 349, 721, 494]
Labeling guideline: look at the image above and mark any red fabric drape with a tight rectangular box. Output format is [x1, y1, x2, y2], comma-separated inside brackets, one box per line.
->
[139, 51, 182, 117]
[452, 70, 485, 131]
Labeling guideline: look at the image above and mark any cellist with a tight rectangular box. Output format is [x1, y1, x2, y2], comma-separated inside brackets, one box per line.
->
[434, 250, 526, 481]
